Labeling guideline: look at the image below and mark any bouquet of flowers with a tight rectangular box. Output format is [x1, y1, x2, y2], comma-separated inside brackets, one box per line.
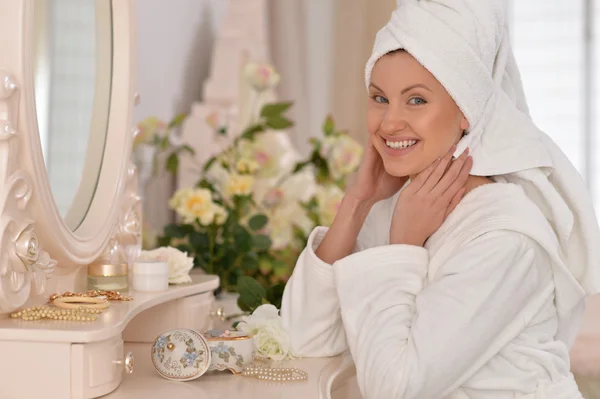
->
[138, 63, 363, 312]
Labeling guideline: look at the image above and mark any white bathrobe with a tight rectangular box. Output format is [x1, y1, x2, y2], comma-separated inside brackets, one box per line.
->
[281, 181, 584, 398]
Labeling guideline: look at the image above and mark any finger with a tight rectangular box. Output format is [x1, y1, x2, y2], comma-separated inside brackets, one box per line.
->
[418, 145, 456, 193]
[445, 187, 466, 218]
[441, 155, 473, 203]
[408, 157, 440, 192]
[431, 147, 470, 196]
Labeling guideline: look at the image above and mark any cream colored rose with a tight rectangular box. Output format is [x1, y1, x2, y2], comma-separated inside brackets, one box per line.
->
[212, 203, 228, 226]
[236, 158, 259, 175]
[316, 184, 344, 226]
[224, 174, 255, 198]
[265, 202, 314, 250]
[236, 304, 296, 361]
[237, 131, 295, 178]
[168, 187, 192, 210]
[138, 246, 195, 284]
[170, 188, 216, 225]
[320, 135, 363, 180]
[243, 62, 281, 92]
[134, 116, 167, 147]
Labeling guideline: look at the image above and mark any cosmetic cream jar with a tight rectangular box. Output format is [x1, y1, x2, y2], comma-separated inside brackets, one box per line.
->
[87, 263, 129, 291]
[132, 260, 169, 292]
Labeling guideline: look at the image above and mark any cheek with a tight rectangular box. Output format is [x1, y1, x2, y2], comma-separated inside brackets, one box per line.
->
[412, 106, 462, 155]
[366, 105, 384, 136]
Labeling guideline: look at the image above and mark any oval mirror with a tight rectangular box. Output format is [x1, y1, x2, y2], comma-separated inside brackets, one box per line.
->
[32, 0, 113, 231]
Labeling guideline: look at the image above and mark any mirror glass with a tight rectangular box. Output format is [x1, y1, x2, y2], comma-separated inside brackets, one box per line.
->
[33, 0, 113, 230]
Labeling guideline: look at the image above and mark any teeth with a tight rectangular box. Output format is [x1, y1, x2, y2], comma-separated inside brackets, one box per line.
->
[385, 139, 417, 149]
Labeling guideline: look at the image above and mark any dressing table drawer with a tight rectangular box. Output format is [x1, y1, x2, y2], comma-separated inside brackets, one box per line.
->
[122, 291, 215, 343]
[71, 336, 127, 399]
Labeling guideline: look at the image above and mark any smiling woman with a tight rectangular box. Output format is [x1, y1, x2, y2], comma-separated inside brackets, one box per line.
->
[367, 50, 470, 178]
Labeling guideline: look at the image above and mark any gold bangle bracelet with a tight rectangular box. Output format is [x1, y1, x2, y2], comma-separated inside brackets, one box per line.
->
[53, 296, 110, 310]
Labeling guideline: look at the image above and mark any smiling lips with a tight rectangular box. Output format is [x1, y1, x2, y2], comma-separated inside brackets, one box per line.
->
[382, 137, 420, 156]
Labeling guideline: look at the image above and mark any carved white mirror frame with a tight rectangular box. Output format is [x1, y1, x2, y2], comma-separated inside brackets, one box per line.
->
[0, 0, 140, 313]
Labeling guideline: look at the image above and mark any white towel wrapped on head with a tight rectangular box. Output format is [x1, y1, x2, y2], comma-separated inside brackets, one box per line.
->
[365, 0, 600, 346]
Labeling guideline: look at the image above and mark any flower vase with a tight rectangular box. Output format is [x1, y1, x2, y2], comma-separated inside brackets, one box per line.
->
[211, 291, 244, 330]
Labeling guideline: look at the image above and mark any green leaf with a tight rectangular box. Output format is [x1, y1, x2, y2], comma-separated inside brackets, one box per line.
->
[179, 144, 195, 155]
[248, 214, 268, 231]
[260, 102, 293, 119]
[292, 161, 310, 174]
[266, 283, 286, 309]
[164, 223, 187, 238]
[189, 231, 209, 250]
[236, 276, 267, 312]
[258, 256, 273, 275]
[252, 234, 272, 251]
[232, 321, 242, 330]
[175, 244, 192, 254]
[323, 114, 335, 136]
[166, 153, 179, 174]
[265, 116, 293, 130]
[242, 253, 259, 273]
[240, 124, 264, 140]
[156, 235, 171, 247]
[202, 156, 217, 172]
[168, 113, 188, 128]
[159, 136, 170, 150]
[237, 296, 252, 312]
[233, 225, 252, 252]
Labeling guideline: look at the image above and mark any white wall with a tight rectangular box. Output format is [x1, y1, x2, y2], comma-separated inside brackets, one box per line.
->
[135, 0, 229, 231]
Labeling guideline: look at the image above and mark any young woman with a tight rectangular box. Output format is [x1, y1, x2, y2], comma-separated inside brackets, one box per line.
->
[281, 1, 600, 398]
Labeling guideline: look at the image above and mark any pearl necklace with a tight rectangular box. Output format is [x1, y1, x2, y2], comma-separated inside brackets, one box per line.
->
[242, 365, 308, 382]
[10, 305, 104, 321]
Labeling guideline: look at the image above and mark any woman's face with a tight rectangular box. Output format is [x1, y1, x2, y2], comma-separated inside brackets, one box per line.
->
[367, 50, 469, 177]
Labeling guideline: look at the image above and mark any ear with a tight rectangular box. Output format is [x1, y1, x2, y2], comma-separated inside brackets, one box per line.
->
[459, 114, 470, 131]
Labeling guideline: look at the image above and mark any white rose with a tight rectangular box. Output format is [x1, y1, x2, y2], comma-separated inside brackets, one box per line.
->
[212, 203, 228, 226]
[170, 188, 216, 225]
[236, 304, 297, 361]
[253, 319, 293, 361]
[224, 173, 255, 198]
[320, 135, 363, 180]
[243, 62, 281, 92]
[316, 184, 345, 226]
[237, 131, 297, 179]
[138, 246, 195, 284]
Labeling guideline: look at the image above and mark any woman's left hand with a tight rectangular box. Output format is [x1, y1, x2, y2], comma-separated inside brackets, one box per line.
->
[389, 146, 473, 246]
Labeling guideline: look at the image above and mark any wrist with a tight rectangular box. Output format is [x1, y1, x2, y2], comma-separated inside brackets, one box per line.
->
[389, 230, 425, 247]
[340, 193, 375, 219]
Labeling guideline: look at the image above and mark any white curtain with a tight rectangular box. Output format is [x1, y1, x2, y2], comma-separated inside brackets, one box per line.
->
[269, 0, 396, 153]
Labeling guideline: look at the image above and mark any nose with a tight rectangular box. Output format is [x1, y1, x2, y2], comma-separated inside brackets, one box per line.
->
[380, 108, 408, 136]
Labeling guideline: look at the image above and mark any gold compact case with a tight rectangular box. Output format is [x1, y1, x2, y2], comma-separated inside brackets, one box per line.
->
[87, 263, 129, 291]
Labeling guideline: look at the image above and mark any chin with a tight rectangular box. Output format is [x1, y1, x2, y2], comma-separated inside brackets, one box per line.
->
[382, 159, 416, 178]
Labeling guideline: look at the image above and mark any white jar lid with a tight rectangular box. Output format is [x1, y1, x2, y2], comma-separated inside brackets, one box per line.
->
[133, 260, 168, 275]
[151, 328, 211, 381]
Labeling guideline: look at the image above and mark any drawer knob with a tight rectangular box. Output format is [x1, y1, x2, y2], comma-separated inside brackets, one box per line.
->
[125, 351, 134, 374]
[115, 351, 135, 374]
[210, 307, 226, 322]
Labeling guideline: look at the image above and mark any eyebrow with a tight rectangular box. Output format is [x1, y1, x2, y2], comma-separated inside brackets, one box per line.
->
[369, 82, 433, 95]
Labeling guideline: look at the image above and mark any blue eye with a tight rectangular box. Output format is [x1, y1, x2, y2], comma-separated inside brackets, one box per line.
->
[409, 97, 427, 105]
[373, 95, 389, 104]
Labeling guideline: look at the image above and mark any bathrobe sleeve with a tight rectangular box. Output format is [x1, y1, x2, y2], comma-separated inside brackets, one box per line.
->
[333, 231, 544, 399]
[280, 227, 350, 357]
[281, 214, 380, 357]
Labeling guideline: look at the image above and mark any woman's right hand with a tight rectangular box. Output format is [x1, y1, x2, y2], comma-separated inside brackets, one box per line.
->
[346, 137, 408, 206]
